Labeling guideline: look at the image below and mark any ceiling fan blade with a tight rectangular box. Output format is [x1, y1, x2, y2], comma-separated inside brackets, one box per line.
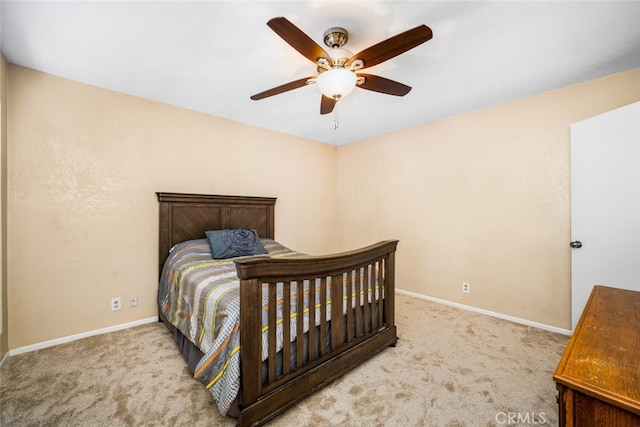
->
[267, 17, 331, 65]
[250, 77, 312, 100]
[357, 74, 412, 96]
[347, 25, 432, 69]
[320, 95, 335, 115]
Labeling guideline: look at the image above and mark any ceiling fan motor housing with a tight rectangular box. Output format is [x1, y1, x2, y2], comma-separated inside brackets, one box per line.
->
[323, 27, 348, 48]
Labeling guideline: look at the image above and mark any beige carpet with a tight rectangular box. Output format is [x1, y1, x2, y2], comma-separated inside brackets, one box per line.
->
[0, 294, 569, 426]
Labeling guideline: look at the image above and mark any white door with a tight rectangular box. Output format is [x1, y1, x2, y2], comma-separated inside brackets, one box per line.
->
[570, 101, 640, 330]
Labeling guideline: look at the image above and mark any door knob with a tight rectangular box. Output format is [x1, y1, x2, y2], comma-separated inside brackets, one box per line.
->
[570, 241, 582, 248]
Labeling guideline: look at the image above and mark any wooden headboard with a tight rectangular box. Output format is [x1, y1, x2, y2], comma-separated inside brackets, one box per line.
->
[156, 192, 276, 276]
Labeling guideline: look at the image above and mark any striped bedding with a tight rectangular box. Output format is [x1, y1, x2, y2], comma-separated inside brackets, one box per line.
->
[158, 238, 300, 414]
[158, 238, 380, 415]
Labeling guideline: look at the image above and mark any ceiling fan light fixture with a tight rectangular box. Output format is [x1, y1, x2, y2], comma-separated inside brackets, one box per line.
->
[316, 68, 357, 100]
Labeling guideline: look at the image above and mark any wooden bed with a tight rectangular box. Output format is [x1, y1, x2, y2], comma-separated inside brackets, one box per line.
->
[157, 192, 399, 426]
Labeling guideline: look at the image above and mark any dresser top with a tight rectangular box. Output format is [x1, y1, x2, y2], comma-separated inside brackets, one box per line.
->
[554, 285, 640, 414]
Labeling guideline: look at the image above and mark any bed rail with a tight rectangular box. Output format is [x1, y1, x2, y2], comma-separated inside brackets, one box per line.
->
[234, 240, 399, 426]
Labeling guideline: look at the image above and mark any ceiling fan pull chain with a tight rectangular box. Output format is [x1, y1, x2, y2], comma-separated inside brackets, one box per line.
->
[333, 98, 339, 130]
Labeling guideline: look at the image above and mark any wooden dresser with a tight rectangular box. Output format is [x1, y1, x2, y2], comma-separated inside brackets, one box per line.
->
[554, 285, 640, 426]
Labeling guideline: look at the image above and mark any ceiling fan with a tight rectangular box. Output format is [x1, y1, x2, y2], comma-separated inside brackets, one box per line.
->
[250, 17, 433, 115]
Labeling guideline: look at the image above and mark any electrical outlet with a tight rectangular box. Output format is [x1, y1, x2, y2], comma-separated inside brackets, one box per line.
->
[111, 297, 122, 311]
[129, 296, 138, 307]
[462, 282, 471, 293]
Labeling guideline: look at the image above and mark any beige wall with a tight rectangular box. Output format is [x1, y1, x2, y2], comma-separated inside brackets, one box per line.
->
[7, 63, 640, 349]
[7, 65, 337, 349]
[0, 52, 8, 360]
[337, 67, 640, 330]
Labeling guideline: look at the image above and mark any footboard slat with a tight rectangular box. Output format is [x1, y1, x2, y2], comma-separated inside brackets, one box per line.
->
[371, 261, 379, 330]
[282, 282, 291, 377]
[236, 240, 398, 427]
[355, 267, 362, 338]
[296, 280, 305, 370]
[345, 270, 353, 343]
[319, 277, 328, 357]
[330, 273, 344, 351]
[267, 283, 277, 382]
[363, 268, 371, 333]
[308, 279, 317, 363]
[378, 261, 385, 328]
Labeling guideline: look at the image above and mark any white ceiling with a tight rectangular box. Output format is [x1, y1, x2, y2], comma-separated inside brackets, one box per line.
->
[2, 1, 639, 146]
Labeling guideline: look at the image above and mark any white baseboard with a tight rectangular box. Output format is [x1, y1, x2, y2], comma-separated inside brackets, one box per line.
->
[396, 288, 572, 336]
[6, 316, 158, 358]
[0, 351, 9, 370]
[3, 291, 571, 363]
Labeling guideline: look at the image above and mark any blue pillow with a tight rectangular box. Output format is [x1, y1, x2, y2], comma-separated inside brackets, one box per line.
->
[205, 229, 268, 259]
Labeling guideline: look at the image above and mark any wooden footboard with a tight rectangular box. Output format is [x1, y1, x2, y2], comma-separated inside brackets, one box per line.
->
[234, 240, 399, 427]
